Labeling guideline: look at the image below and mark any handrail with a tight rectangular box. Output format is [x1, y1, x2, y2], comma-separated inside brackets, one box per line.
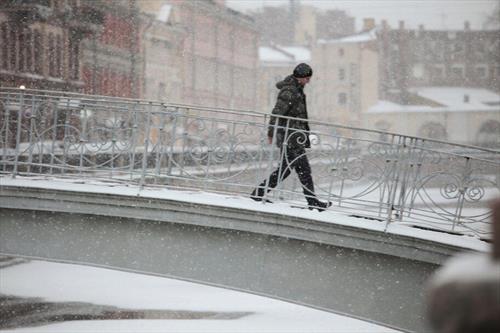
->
[1, 88, 498, 239]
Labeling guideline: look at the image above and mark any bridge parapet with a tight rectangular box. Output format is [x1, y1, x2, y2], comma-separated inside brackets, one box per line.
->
[1, 88, 499, 239]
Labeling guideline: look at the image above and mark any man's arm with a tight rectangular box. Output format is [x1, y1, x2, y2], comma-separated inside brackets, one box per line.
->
[268, 90, 293, 142]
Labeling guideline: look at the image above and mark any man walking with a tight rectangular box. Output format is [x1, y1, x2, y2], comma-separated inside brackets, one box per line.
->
[251, 63, 332, 211]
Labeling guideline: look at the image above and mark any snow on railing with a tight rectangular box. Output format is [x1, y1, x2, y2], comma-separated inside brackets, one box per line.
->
[1, 88, 499, 239]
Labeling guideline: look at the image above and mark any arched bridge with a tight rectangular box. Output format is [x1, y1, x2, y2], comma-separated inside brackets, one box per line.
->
[1, 88, 498, 332]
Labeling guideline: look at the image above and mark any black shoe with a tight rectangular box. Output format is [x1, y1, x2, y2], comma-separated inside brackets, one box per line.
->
[250, 189, 273, 203]
[308, 199, 332, 212]
[250, 196, 273, 203]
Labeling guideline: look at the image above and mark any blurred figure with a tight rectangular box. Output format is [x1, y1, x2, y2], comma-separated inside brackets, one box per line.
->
[426, 200, 500, 333]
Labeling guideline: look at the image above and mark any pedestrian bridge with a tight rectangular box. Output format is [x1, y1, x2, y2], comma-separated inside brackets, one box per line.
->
[1, 88, 498, 332]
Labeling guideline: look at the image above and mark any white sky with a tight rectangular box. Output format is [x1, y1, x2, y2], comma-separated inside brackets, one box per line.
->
[226, 0, 499, 30]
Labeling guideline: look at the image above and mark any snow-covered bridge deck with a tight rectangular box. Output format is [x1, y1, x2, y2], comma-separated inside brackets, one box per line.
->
[0, 176, 490, 333]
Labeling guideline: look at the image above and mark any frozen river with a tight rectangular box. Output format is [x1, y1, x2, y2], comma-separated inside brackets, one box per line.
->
[0, 257, 401, 332]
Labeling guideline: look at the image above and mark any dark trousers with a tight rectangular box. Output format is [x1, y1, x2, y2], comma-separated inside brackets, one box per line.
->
[254, 146, 316, 203]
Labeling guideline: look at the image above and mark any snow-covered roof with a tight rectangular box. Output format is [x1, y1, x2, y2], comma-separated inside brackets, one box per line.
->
[413, 87, 500, 109]
[279, 46, 311, 62]
[318, 29, 377, 45]
[368, 87, 500, 114]
[157, 4, 172, 22]
[259, 45, 311, 66]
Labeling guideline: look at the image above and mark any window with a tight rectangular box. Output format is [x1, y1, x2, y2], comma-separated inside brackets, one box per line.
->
[475, 66, 487, 78]
[412, 63, 424, 78]
[25, 30, 32, 72]
[69, 38, 79, 80]
[157, 82, 166, 101]
[34, 30, 42, 74]
[432, 65, 444, 78]
[1, 23, 9, 69]
[477, 120, 500, 147]
[452, 42, 463, 53]
[451, 66, 464, 78]
[9, 27, 16, 71]
[48, 32, 56, 76]
[55, 34, 62, 77]
[418, 122, 447, 140]
[338, 68, 345, 81]
[109, 70, 117, 96]
[338, 93, 347, 106]
[474, 41, 485, 54]
[18, 31, 25, 71]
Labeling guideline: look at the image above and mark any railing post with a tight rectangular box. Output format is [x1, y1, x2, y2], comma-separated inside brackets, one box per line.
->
[166, 107, 178, 178]
[128, 102, 139, 181]
[61, 100, 71, 176]
[405, 139, 426, 218]
[12, 90, 24, 178]
[180, 111, 189, 177]
[253, 114, 268, 196]
[452, 157, 470, 233]
[394, 137, 419, 221]
[203, 120, 217, 191]
[154, 110, 167, 182]
[384, 135, 405, 230]
[26, 94, 36, 175]
[140, 103, 153, 188]
[271, 118, 290, 203]
[337, 138, 352, 206]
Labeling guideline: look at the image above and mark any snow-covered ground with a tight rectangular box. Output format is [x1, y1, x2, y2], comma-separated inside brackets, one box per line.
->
[0, 259, 401, 332]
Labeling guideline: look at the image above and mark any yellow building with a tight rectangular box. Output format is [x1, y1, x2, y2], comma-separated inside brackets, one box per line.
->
[311, 27, 379, 127]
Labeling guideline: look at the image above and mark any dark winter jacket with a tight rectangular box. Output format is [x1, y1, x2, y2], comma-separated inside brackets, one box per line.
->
[267, 75, 311, 149]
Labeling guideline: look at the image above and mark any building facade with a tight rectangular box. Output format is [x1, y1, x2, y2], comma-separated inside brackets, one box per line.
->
[378, 21, 500, 104]
[295, 6, 355, 46]
[251, 4, 355, 47]
[311, 26, 379, 127]
[165, 0, 259, 111]
[0, 0, 141, 99]
[137, 6, 186, 103]
[0, 0, 101, 91]
[364, 87, 500, 147]
[80, 0, 141, 98]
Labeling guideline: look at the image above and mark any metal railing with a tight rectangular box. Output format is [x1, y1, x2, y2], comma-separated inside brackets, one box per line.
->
[1, 88, 499, 239]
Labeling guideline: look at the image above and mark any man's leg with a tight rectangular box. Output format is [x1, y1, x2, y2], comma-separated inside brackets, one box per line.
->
[290, 148, 315, 202]
[251, 148, 292, 201]
[291, 148, 332, 211]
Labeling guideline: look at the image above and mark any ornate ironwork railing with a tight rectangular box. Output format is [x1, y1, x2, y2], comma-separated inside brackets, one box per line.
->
[1, 88, 499, 239]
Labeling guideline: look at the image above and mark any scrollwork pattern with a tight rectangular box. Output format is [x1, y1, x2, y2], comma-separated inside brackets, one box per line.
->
[1, 89, 498, 239]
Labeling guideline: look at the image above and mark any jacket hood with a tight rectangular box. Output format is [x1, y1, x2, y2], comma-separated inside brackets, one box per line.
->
[276, 75, 299, 90]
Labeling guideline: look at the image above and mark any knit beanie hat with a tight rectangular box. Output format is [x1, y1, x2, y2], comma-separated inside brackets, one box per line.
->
[293, 63, 313, 78]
